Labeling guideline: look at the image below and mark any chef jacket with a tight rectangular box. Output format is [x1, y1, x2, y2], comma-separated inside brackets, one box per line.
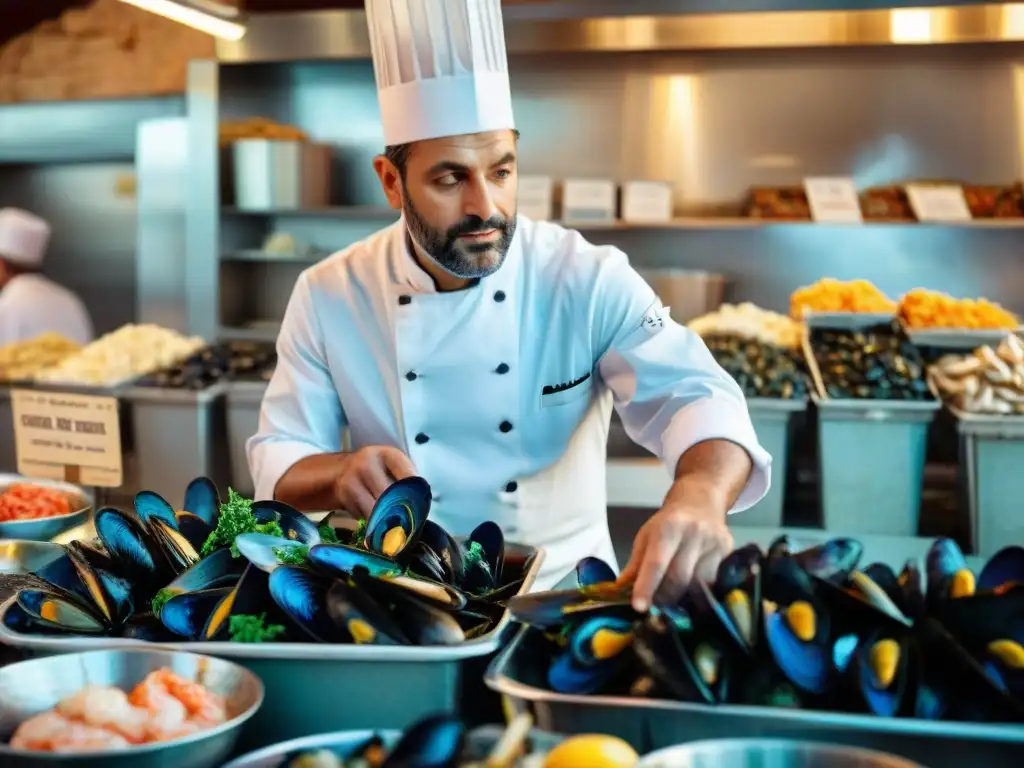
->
[248, 215, 772, 591]
[0, 274, 94, 347]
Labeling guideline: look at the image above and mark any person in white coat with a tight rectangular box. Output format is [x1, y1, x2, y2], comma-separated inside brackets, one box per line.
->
[0, 208, 94, 347]
[248, 0, 773, 604]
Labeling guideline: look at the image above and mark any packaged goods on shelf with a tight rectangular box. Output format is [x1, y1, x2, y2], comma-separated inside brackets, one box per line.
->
[688, 302, 803, 349]
[962, 184, 1024, 218]
[859, 185, 916, 221]
[0, 333, 80, 382]
[703, 335, 808, 400]
[805, 320, 931, 401]
[137, 340, 277, 390]
[790, 278, 897, 319]
[743, 187, 811, 220]
[898, 288, 1019, 331]
[928, 335, 1024, 415]
[35, 324, 205, 388]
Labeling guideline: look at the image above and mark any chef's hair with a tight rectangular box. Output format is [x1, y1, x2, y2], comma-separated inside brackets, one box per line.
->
[382, 129, 521, 179]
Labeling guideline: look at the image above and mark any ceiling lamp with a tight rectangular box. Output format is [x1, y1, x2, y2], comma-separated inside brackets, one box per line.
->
[117, 0, 247, 41]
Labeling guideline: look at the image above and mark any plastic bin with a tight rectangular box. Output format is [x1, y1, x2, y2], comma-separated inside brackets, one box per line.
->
[124, 384, 229, 506]
[225, 381, 268, 497]
[816, 398, 939, 536]
[955, 410, 1024, 557]
[734, 398, 807, 527]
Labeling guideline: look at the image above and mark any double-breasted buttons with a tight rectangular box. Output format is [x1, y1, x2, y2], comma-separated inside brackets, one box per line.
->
[398, 294, 412, 305]
[493, 290, 506, 303]
[495, 363, 509, 375]
[505, 481, 518, 493]
[405, 371, 418, 381]
[415, 432, 429, 444]
[499, 420, 513, 433]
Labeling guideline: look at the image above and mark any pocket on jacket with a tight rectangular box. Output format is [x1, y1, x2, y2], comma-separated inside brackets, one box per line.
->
[540, 372, 593, 408]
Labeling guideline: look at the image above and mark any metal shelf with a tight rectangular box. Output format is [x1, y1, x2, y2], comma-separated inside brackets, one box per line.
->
[221, 206, 397, 219]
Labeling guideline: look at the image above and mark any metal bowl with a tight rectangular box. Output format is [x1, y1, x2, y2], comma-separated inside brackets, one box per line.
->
[638, 739, 924, 767]
[0, 475, 94, 542]
[0, 648, 264, 768]
[0, 541, 64, 575]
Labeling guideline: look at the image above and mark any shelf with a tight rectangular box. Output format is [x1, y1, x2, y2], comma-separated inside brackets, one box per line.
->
[221, 206, 398, 219]
[222, 250, 325, 264]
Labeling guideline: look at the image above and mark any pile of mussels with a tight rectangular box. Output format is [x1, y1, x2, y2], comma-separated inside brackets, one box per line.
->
[509, 539, 1024, 723]
[2, 477, 530, 646]
[136, 341, 277, 390]
[704, 334, 808, 399]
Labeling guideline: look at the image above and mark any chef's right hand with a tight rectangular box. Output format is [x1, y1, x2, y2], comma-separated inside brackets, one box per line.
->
[334, 446, 417, 519]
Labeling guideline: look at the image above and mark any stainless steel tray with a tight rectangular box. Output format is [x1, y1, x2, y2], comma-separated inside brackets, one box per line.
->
[746, 397, 808, 414]
[0, 474, 94, 542]
[0, 543, 544, 751]
[222, 725, 563, 768]
[485, 626, 1023, 768]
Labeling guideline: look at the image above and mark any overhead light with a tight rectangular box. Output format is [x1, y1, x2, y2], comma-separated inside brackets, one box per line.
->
[117, 0, 247, 41]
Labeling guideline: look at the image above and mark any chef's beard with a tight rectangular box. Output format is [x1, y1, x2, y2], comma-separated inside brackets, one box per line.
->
[403, 195, 517, 280]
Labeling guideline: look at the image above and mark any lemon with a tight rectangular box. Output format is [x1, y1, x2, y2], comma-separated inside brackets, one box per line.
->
[543, 734, 639, 768]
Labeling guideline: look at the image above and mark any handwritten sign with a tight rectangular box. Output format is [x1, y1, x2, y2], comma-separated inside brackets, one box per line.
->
[905, 184, 972, 222]
[11, 389, 122, 487]
[803, 177, 863, 223]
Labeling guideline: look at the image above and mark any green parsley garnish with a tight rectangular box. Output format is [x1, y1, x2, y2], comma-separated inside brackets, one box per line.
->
[151, 588, 177, 617]
[274, 545, 309, 565]
[463, 540, 486, 567]
[228, 613, 286, 644]
[353, 518, 368, 546]
[318, 523, 340, 544]
[200, 488, 284, 558]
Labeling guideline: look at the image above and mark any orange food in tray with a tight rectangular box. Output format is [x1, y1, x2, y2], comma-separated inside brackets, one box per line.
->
[790, 278, 897, 319]
[898, 288, 1019, 330]
[0, 484, 73, 522]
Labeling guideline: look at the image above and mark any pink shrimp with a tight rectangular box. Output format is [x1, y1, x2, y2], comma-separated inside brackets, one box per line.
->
[50, 723, 130, 753]
[140, 669, 227, 727]
[10, 711, 74, 751]
[56, 684, 149, 744]
[128, 673, 189, 742]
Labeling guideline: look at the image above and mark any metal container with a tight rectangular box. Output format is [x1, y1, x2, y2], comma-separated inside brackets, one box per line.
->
[638, 739, 924, 767]
[815, 398, 939, 536]
[222, 725, 563, 768]
[637, 270, 726, 323]
[485, 626, 1023, 768]
[225, 381, 268, 497]
[735, 398, 807, 528]
[954, 409, 1024, 557]
[233, 140, 331, 211]
[124, 384, 230, 508]
[0, 543, 544, 752]
[0, 648, 263, 768]
[0, 474, 94, 542]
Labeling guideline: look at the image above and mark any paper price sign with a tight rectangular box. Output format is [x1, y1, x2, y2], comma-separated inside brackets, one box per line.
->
[905, 184, 972, 222]
[803, 177, 863, 223]
[11, 389, 123, 487]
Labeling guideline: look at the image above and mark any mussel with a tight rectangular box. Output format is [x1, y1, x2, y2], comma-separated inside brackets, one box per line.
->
[548, 612, 634, 694]
[362, 477, 431, 559]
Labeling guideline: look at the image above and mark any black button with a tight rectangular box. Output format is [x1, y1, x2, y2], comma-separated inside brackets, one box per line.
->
[405, 371, 417, 381]
[499, 420, 513, 433]
[505, 481, 518, 493]
[495, 363, 510, 375]
[399, 295, 412, 305]
[494, 290, 506, 303]
[433, 495, 441, 503]
[415, 433, 429, 444]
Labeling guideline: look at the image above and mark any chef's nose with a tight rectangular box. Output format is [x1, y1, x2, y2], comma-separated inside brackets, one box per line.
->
[462, 176, 498, 222]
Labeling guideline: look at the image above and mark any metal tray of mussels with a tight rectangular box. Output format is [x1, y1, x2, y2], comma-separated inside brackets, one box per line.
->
[485, 625, 1024, 768]
[0, 542, 544, 753]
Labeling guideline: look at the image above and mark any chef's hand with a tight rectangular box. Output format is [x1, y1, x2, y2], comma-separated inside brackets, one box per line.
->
[616, 499, 733, 613]
[334, 445, 417, 519]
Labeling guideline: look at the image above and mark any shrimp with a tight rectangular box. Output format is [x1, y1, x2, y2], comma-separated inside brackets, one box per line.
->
[56, 685, 149, 744]
[10, 711, 74, 751]
[128, 673, 189, 742]
[143, 669, 227, 727]
[51, 723, 130, 753]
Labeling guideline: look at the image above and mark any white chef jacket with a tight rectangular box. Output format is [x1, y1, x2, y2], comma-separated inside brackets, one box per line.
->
[248, 215, 772, 590]
[0, 274, 94, 347]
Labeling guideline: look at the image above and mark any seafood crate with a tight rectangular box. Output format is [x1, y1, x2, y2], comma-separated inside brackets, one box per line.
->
[124, 383, 231, 508]
[224, 381, 268, 497]
[486, 625, 1024, 768]
[0, 540, 544, 753]
[739, 398, 807, 528]
[954, 409, 1024, 557]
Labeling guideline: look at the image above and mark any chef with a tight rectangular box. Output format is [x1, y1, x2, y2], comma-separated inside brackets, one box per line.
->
[248, 0, 772, 606]
[0, 208, 94, 347]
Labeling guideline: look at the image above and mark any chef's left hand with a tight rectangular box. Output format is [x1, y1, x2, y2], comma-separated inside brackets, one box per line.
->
[616, 496, 733, 613]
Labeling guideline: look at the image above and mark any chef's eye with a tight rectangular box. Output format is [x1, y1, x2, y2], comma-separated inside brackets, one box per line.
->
[494, 168, 512, 180]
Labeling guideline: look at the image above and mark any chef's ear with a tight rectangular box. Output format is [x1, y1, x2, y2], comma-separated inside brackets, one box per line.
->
[373, 155, 405, 211]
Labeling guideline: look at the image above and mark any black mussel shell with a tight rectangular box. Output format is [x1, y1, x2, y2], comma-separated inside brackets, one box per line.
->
[2, 601, 67, 636]
[17, 589, 107, 634]
[474, 577, 524, 605]
[35, 551, 94, 607]
[926, 538, 975, 603]
[183, 476, 220, 526]
[576, 557, 616, 588]
[931, 583, 1024, 650]
[252, 500, 322, 546]
[419, 520, 464, 583]
[161, 587, 232, 639]
[360, 570, 468, 613]
[65, 545, 134, 626]
[714, 544, 763, 650]
[133, 490, 178, 530]
[767, 535, 794, 561]
[764, 596, 834, 695]
[364, 477, 431, 559]
[201, 564, 270, 641]
[762, 552, 817, 606]
[95, 508, 170, 586]
[65, 539, 118, 575]
[381, 713, 465, 768]
[979, 546, 1024, 593]
[813, 571, 911, 633]
[469, 521, 505, 583]
[792, 538, 863, 584]
[508, 585, 635, 630]
[569, 614, 634, 666]
[407, 541, 449, 584]
[269, 566, 348, 643]
[856, 629, 914, 717]
[175, 511, 214, 553]
[325, 579, 408, 645]
[686, 580, 749, 657]
[309, 543, 400, 579]
[983, 643, 1024, 701]
[897, 559, 926, 620]
[148, 517, 201, 573]
[122, 612, 178, 642]
[382, 588, 465, 646]
[633, 608, 716, 704]
[548, 646, 629, 695]
[154, 547, 245, 615]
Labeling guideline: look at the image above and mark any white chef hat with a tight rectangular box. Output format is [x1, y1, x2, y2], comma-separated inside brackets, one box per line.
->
[0, 208, 50, 268]
[365, 0, 516, 147]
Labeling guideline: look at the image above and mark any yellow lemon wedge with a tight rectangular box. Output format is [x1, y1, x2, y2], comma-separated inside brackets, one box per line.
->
[543, 735, 639, 768]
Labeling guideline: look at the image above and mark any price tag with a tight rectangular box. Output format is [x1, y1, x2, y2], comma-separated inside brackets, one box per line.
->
[905, 184, 972, 222]
[11, 389, 123, 487]
[803, 177, 863, 223]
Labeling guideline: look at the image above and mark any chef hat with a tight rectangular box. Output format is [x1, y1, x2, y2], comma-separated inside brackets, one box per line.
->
[0, 208, 50, 268]
[365, 0, 516, 147]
